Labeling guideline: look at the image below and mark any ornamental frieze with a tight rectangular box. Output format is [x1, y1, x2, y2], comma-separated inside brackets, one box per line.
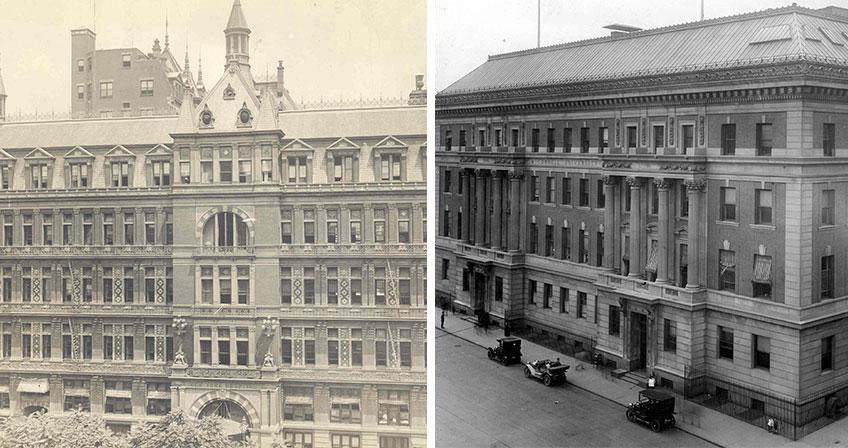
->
[601, 161, 631, 169]
[659, 164, 706, 172]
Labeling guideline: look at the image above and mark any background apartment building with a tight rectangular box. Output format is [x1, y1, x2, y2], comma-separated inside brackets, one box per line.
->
[0, 1, 427, 447]
[437, 4, 848, 439]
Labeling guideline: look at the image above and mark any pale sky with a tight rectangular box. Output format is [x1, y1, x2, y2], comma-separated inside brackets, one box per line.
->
[436, 0, 840, 92]
[0, 0, 426, 114]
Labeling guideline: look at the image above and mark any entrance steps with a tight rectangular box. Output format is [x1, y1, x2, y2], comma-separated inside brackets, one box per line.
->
[619, 371, 647, 388]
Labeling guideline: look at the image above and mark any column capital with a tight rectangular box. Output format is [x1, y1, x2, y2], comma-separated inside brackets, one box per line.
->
[624, 176, 643, 188]
[684, 178, 706, 192]
[653, 178, 672, 191]
[474, 169, 489, 177]
[601, 175, 619, 186]
[492, 170, 505, 179]
[459, 170, 470, 178]
[508, 171, 524, 181]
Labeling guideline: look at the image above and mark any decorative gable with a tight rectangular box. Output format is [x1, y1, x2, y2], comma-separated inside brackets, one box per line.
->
[327, 137, 360, 150]
[223, 83, 236, 100]
[0, 148, 15, 162]
[146, 144, 173, 160]
[24, 147, 55, 160]
[64, 146, 94, 159]
[105, 145, 136, 159]
[374, 136, 408, 149]
[282, 138, 314, 152]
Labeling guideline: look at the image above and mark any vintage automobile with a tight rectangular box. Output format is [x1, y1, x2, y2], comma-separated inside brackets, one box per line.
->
[626, 389, 676, 432]
[523, 359, 569, 386]
[487, 337, 522, 365]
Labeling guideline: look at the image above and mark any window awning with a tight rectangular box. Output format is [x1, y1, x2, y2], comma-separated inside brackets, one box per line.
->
[719, 250, 736, 275]
[285, 396, 313, 405]
[752, 255, 772, 284]
[645, 246, 658, 272]
[17, 379, 49, 394]
[330, 397, 361, 405]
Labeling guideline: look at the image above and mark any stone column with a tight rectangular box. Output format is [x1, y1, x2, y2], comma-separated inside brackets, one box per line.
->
[475, 169, 487, 246]
[248, 326, 256, 367]
[508, 172, 522, 251]
[461, 171, 471, 243]
[655, 179, 671, 284]
[602, 176, 617, 270]
[685, 179, 705, 289]
[491, 171, 503, 250]
[626, 177, 643, 278]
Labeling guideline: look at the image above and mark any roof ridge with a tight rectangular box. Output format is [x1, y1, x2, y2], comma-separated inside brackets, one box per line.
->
[489, 3, 818, 62]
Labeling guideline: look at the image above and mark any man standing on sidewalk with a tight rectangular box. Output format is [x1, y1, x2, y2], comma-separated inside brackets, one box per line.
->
[441, 310, 445, 329]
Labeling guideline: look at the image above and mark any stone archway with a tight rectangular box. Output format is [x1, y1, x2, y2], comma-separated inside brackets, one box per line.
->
[195, 206, 256, 245]
[188, 390, 260, 430]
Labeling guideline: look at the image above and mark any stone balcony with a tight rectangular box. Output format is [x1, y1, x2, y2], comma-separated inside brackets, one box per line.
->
[0, 359, 171, 376]
[194, 246, 256, 257]
[596, 272, 707, 306]
[0, 302, 173, 317]
[0, 245, 173, 258]
[278, 243, 426, 258]
[275, 305, 426, 321]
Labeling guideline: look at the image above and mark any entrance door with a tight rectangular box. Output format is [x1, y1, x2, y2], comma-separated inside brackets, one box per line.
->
[629, 312, 647, 372]
[473, 272, 487, 312]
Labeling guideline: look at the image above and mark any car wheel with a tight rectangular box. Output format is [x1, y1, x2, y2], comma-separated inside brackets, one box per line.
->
[487, 349, 494, 360]
[626, 410, 635, 422]
[524, 366, 532, 378]
[650, 419, 661, 432]
[543, 375, 552, 387]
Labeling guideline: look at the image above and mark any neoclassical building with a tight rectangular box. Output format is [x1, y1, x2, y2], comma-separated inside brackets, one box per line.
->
[437, 4, 848, 438]
[0, 2, 426, 447]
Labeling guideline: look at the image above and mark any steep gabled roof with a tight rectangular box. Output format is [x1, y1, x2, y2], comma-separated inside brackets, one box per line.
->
[226, 0, 250, 31]
[440, 5, 848, 96]
[192, 63, 261, 133]
[282, 138, 314, 151]
[374, 136, 408, 148]
[64, 146, 94, 158]
[105, 145, 135, 158]
[24, 147, 54, 159]
[327, 137, 360, 150]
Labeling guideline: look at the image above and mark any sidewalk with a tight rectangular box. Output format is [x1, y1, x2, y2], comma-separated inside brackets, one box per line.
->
[436, 312, 848, 448]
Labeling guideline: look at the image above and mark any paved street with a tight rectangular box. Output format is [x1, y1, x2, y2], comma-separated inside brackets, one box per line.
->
[436, 328, 716, 448]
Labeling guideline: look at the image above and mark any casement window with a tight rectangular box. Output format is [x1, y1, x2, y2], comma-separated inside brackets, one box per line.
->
[821, 255, 835, 300]
[100, 81, 113, 98]
[824, 123, 835, 157]
[718, 326, 734, 360]
[287, 156, 308, 183]
[719, 250, 736, 291]
[721, 124, 736, 155]
[756, 123, 773, 156]
[140, 79, 153, 96]
[609, 306, 620, 336]
[664, 319, 676, 352]
[754, 189, 773, 225]
[753, 334, 770, 370]
[821, 189, 835, 226]
[720, 187, 736, 221]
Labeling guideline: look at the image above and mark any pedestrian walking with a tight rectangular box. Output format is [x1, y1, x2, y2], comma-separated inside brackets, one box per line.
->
[440, 310, 445, 329]
[647, 373, 656, 389]
[503, 321, 511, 337]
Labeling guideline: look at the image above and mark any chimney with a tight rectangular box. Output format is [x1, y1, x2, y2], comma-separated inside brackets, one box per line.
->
[276, 60, 285, 96]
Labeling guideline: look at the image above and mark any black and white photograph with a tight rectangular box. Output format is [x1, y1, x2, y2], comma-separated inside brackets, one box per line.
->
[0, 1, 426, 447]
[436, 0, 848, 447]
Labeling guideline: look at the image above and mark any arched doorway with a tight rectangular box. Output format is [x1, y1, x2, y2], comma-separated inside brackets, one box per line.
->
[198, 399, 251, 441]
[23, 405, 47, 416]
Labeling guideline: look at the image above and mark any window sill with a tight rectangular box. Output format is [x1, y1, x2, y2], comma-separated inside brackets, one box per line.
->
[749, 224, 776, 231]
[818, 225, 837, 231]
[715, 220, 739, 227]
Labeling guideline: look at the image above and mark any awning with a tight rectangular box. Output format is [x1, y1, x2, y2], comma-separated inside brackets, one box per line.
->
[719, 250, 736, 275]
[17, 379, 49, 394]
[285, 396, 313, 405]
[752, 255, 772, 284]
[330, 397, 360, 405]
[645, 246, 658, 272]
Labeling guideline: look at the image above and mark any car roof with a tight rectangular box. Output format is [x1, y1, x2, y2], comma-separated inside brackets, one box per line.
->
[498, 337, 522, 343]
[639, 389, 674, 401]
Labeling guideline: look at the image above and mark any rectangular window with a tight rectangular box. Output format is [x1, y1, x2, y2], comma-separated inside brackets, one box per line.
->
[563, 128, 572, 153]
[822, 189, 835, 226]
[653, 125, 664, 151]
[527, 280, 536, 305]
[577, 292, 587, 319]
[140, 80, 154, 96]
[77, 59, 85, 72]
[824, 123, 835, 157]
[719, 249, 736, 291]
[531, 176, 540, 202]
[495, 276, 503, 302]
[495, 129, 502, 147]
[77, 84, 85, 100]
[598, 127, 608, 153]
[559, 287, 569, 313]
[753, 334, 770, 370]
[511, 128, 519, 147]
[69, 163, 89, 188]
[561, 226, 571, 260]
[609, 305, 620, 336]
[542, 283, 552, 309]
[756, 123, 773, 156]
[303, 268, 315, 304]
[682, 124, 694, 154]
[544, 224, 554, 257]
[664, 319, 677, 352]
[822, 255, 835, 299]
[380, 154, 402, 181]
[479, 129, 486, 148]
[397, 208, 411, 243]
[561, 177, 571, 205]
[721, 123, 736, 155]
[326, 209, 339, 243]
[373, 208, 386, 243]
[531, 128, 539, 152]
[580, 127, 590, 153]
[579, 178, 589, 207]
[718, 326, 734, 360]
[720, 187, 736, 221]
[111, 162, 130, 187]
[578, 229, 589, 263]
[755, 189, 772, 225]
[459, 129, 466, 147]
[349, 209, 362, 243]
[122, 54, 131, 68]
[444, 130, 452, 151]
[529, 222, 538, 254]
[597, 179, 605, 208]
[547, 128, 555, 152]
[545, 176, 555, 203]
[303, 209, 316, 243]
[626, 126, 637, 149]
[30, 164, 48, 189]
[280, 209, 293, 244]
[822, 336, 834, 371]
[100, 81, 113, 98]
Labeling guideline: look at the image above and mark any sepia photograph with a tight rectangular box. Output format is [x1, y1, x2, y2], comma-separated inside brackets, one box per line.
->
[436, 0, 848, 447]
[0, 0, 426, 447]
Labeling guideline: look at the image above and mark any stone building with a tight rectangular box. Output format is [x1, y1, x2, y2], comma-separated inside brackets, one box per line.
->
[437, 4, 848, 438]
[0, 1, 426, 447]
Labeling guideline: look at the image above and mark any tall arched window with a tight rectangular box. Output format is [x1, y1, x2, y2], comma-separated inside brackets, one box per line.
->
[202, 212, 249, 247]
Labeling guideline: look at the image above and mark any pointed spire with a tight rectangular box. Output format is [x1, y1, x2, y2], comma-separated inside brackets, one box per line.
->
[176, 87, 195, 133]
[196, 53, 205, 90]
[226, 0, 250, 31]
[255, 88, 279, 131]
[184, 44, 190, 73]
[0, 53, 6, 97]
[164, 10, 170, 48]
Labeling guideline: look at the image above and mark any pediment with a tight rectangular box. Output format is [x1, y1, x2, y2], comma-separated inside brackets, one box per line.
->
[64, 146, 94, 159]
[0, 148, 15, 161]
[282, 138, 314, 151]
[374, 135, 408, 149]
[105, 145, 135, 158]
[146, 144, 173, 157]
[327, 137, 360, 151]
[24, 147, 55, 160]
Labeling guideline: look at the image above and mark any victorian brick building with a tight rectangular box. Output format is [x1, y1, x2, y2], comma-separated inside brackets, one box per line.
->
[437, 4, 848, 438]
[0, 1, 426, 447]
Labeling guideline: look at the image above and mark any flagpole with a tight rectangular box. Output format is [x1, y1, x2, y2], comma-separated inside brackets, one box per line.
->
[537, 0, 541, 48]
